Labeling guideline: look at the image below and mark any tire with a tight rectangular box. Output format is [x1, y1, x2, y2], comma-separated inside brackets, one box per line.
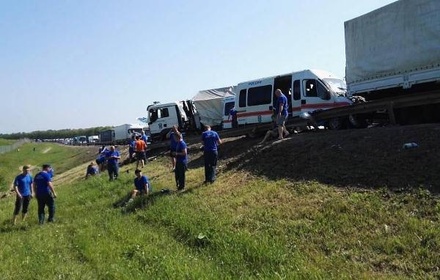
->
[349, 114, 369, 128]
[328, 118, 343, 130]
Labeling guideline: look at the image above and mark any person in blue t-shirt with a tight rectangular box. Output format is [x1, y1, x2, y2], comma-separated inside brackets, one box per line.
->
[12, 165, 33, 225]
[171, 132, 188, 190]
[228, 107, 238, 128]
[128, 135, 136, 163]
[106, 146, 120, 181]
[201, 125, 222, 184]
[167, 125, 180, 172]
[34, 164, 57, 224]
[128, 169, 152, 203]
[85, 162, 99, 179]
[275, 89, 290, 140]
[96, 146, 109, 172]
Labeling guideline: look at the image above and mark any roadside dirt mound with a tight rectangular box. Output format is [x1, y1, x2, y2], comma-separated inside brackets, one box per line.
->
[187, 123, 440, 193]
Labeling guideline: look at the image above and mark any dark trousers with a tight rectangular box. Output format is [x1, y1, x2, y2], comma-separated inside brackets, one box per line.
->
[175, 161, 186, 190]
[204, 150, 218, 183]
[13, 195, 32, 215]
[36, 194, 55, 224]
[107, 162, 119, 180]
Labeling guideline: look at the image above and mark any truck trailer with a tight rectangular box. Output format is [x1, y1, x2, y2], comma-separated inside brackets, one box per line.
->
[344, 0, 440, 98]
[344, 0, 440, 124]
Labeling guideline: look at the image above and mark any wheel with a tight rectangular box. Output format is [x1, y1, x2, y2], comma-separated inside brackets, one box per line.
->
[349, 114, 369, 128]
[328, 118, 343, 130]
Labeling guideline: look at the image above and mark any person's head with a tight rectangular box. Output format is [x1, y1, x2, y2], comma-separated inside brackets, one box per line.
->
[204, 125, 211, 131]
[136, 135, 140, 140]
[110, 146, 115, 151]
[134, 169, 142, 177]
[174, 132, 182, 141]
[42, 164, 51, 171]
[89, 162, 95, 166]
[22, 165, 30, 174]
[172, 125, 178, 132]
[275, 89, 282, 97]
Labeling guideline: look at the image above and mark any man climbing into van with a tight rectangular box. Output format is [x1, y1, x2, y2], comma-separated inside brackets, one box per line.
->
[275, 89, 290, 140]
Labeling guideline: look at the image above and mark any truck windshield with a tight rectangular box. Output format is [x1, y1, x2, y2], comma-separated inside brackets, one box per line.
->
[322, 78, 347, 95]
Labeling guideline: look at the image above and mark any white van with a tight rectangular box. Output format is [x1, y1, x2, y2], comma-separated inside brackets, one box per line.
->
[234, 69, 351, 126]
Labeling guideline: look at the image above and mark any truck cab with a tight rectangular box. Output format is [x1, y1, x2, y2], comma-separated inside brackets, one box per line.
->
[147, 101, 199, 141]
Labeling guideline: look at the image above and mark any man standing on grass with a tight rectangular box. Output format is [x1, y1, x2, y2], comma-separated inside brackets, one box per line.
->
[134, 135, 147, 169]
[106, 146, 121, 181]
[201, 125, 222, 184]
[34, 164, 57, 224]
[12, 165, 33, 225]
[171, 132, 188, 191]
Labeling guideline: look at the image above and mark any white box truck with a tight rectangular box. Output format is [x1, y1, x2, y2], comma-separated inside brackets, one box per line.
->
[113, 123, 144, 144]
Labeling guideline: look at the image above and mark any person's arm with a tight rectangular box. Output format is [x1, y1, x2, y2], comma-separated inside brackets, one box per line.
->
[48, 182, 56, 198]
[217, 133, 222, 145]
[14, 184, 22, 198]
[278, 102, 283, 117]
[144, 182, 149, 196]
[32, 182, 36, 198]
[178, 147, 187, 156]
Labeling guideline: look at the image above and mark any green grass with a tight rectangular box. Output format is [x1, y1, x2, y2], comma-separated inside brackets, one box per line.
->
[0, 138, 14, 146]
[0, 144, 439, 279]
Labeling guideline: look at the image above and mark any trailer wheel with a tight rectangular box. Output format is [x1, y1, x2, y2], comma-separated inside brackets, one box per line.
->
[349, 114, 369, 128]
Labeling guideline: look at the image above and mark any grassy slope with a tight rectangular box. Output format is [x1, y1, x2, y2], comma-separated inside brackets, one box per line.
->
[0, 141, 439, 279]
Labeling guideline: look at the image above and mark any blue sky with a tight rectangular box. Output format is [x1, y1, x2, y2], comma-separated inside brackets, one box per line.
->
[0, 0, 396, 134]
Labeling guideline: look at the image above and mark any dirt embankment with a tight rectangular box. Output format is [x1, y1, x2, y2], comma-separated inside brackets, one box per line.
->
[186, 123, 440, 193]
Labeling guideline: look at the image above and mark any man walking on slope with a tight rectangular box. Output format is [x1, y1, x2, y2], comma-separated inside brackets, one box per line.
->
[34, 164, 57, 224]
[201, 125, 222, 184]
[274, 89, 290, 140]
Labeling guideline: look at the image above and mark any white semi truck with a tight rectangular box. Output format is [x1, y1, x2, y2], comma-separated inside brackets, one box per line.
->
[146, 87, 234, 141]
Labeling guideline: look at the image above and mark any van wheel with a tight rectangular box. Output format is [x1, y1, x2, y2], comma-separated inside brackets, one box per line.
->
[328, 118, 343, 130]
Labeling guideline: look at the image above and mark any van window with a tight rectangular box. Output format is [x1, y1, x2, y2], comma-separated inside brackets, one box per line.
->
[239, 89, 246, 107]
[248, 85, 272, 106]
[224, 101, 235, 116]
[304, 80, 330, 100]
[293, 80, 300, 100]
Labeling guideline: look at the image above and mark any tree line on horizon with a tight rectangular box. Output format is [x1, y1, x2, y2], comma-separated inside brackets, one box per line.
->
[0, 126, 112, 141]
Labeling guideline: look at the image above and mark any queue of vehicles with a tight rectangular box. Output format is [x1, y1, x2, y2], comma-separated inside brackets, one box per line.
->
[146, 0, 440, 144]
[66, 0, 440, 148]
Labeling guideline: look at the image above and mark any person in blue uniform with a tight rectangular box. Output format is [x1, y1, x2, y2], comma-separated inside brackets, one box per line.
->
[34, 164, 57, 224]
[171, 132, 188, 190]
[106, 146, 120, 181]
[12, 165, 33, 225]
[201, 125, 222, 184]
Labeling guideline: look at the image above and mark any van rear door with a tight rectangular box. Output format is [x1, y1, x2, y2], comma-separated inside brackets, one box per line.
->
[236, 79, 273, 126]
